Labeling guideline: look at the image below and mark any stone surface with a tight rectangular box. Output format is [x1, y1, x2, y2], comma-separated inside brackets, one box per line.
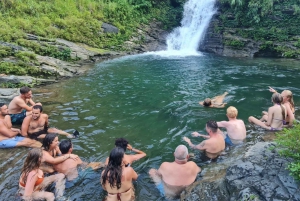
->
[0, 88, 18, 103]
[101, 22, 119, 33]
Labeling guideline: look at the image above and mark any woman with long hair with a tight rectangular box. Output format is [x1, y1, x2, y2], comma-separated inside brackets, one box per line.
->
[265, 87, 295, 126]
[101, 147, 138, 201]
[41, 133, 79, 173]
[249, 93, 287, 131]
[19, 148, 66, 201]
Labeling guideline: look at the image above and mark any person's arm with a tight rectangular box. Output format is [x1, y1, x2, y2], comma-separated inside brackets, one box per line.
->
[15, 99, 34, 111]
[266, 107, 273, 126]
[284, 103, 294, 127]
[0, 122, 18, 138]
[43, 151, 78, 165]
[213, 103, 227, 108]
[183, 137, 206, 151]
[191, 132, 210, 139]
[23, 171, 38, 198]
[217, 121, 228, 128]
[130, 167, 138, 181]
[199, 101, 204, 106]
[126, 144, 146, 162]
[21, 117, 30, 137]
[4, 115, 12, 129]
[269, 86, 277, 93]
[27, 99, 36, 106]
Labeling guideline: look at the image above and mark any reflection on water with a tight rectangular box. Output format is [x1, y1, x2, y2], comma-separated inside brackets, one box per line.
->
[0, 54, 300, 200]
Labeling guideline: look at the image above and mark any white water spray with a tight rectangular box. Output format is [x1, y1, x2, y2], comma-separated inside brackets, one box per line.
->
[167, 0, 217, 53]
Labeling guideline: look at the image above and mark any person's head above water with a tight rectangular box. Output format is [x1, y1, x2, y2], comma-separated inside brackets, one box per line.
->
[272, 93, 283, 104]
[206, 120, 219, 133]
[42, 133, 58, 151]
[203, 98, 212, 107]
[282, 90, 294, 108]
[227, 106, 238, 118]
[59, 139, 72, 154]
[115, 138, 129, 151]
[21, 148, 43, 184]
[174, 145, 188, 162]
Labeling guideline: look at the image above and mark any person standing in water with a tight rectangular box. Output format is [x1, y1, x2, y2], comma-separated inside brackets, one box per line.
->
[216, 106, 246, 145]
[249, 93, 286, 131]
[183, 120, 225, 160]
[101, 147, 138, 201]
[149, 145, 201, 199]
[8, 86, 42, 125]
[199, 92, 228, 108]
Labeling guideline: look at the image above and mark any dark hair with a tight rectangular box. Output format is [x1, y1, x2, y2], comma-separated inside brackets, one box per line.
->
[20, 86, 31, 94]
[59, 139, 72, 154]
[203, 98, 212, 107]
[115, 138, 129, 151]
[0, 103, 5, 108]
[33, 105, 43, 112]
[206, 120, 218, 133]
[42, 133, 58, 151]
[21, 148, 43, 186]
[101, 147, 124, 189]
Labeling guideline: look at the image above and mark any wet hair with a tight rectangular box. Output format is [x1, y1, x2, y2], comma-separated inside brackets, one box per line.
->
[272, 93, 285, 122]
[227, 106, 238, 118]
[115, 138, 129, 151]
[203, 98, 212, 107]
[283, 90, 294, 109]
[59, 139, 72, 154]
[21, 148, 43, 186]
[20, 86, 31, 94]
[206, 120, 218, 133]
[101, 147, 124, 189]
[32, 105, 43, 112]
[42, 133, 58, 151]
[174, 145, 188, 160]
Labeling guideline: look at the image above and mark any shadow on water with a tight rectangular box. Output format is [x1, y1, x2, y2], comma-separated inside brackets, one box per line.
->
[0, 53, 300, 200]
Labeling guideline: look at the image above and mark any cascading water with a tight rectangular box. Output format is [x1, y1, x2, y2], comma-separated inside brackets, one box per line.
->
[165, 0, 217, 55]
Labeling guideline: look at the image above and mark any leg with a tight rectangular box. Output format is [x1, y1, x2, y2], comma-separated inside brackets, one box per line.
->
[248, 116, 270, 130]
[149, 169, 162, 185]
[86, 162, 105, 170]
[212, 92, 228, 103]
[31, 191, 55, 201]
[40, 173, 66, 198]
[16, 138, 42, 148]
[48, 128, 73, 138]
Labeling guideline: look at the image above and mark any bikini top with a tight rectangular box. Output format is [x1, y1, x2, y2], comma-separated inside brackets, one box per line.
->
[19, 175, 44, 188]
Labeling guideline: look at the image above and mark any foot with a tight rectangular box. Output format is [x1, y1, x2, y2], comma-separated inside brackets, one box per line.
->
[73, 130, 80, 138]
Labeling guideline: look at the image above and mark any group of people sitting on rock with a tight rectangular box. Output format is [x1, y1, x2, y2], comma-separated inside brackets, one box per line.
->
[0, 86, 296, 200]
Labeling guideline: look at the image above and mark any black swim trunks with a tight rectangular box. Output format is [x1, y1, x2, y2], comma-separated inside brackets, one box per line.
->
[28, 127, 48, 140]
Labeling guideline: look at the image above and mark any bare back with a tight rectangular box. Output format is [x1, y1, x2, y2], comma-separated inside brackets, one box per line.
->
[202, 134, 225, 159]
[268, 104, 287, 128]
[54, 158, 81, 180]
[218, 119, 246, 141]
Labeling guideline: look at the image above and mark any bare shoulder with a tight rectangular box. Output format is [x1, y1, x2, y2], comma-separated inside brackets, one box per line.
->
[42, 113, 49, 118]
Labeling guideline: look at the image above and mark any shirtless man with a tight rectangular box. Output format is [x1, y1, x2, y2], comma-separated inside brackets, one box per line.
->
[217, 106, 246, 145]
[0, 103, 41, 148]
[21, 105, 76, 140]
[8, 86, 42, 125]
[199, 92, 228, 108]
[54, 139, 103, 181]
[183, 120, 225, 160]
[105, 138, 146, 166]
[149, 145, 201, 198]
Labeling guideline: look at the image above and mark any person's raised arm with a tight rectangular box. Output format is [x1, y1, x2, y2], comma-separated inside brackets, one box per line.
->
[0, 122, 18, 138]
[191, 132, 210, 139]
[43, 151, 79, 165]
[15, 98, 34, 111]
[21, 117, 30, 137]
[268, 86, 277, 93]
[27, 98, 36, 106]
[22, 171, 38, 199]
[126, 144, 146, 162]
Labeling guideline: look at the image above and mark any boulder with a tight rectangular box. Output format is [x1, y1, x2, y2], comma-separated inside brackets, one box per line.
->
[101, 23, 119, 34]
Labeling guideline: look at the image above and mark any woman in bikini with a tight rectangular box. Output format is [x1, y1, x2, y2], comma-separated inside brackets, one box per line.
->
[41, 133, 79, 173]
[101, 147, 138, 201]
[249, 93, 287, 131]
[199, 92, 228, 108]
[18, 148, 66, 201]
[262, 87, 295, 126]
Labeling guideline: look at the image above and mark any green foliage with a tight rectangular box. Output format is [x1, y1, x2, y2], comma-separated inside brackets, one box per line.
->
[0, 45, 13, 57]
[15, 51, 36, 62]
[0, 61, 40, 76]
[224, 39, 245, 49]
[276, 123, 300, 180]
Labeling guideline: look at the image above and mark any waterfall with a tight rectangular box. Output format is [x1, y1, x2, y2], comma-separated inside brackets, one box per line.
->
[166, 0, 217, 55]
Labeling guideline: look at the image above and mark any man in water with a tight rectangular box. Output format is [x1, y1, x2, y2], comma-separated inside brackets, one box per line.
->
[8, 86, 42, 125]
[149, 145, 201, 198]
[54, 139, 103, 181]
[105, 138, 146, 166]
[21, 105, 78, 140]
[0, 103, 42, 148]
[199, 92, 228, 108]
[216, 106, 246, 145]
[183, 120, 225, 160]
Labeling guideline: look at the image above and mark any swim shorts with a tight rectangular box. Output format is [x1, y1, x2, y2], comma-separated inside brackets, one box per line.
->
[0, 136, 25, 148]
[10, 110, 27, 125]
[224, 135, 234, 146]
[156, 182, 165, 196]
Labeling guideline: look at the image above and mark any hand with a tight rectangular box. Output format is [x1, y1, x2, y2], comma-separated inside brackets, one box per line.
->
[269, 86, 276, 93]
[192, 132, 200, 137]
[183, 136, 191, 143]
[70, 154, 79, 160]
[127, 144, 133, 151]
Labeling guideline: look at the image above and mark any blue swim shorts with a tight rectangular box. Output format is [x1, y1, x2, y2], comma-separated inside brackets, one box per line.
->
[157, 182, 165, 196]
[0, 136, 25, 148]
[10, 110, 27, 125]
[224, 135, 234, 146]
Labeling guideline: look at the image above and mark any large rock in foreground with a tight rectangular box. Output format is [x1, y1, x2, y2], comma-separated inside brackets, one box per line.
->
[181, 142, 300, 201]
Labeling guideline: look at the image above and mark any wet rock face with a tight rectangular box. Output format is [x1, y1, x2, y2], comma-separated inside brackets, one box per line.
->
[181, 142, 300, 201]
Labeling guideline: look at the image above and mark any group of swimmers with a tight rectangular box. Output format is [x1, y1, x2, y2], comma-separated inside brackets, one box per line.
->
[0, 86, 295, 200]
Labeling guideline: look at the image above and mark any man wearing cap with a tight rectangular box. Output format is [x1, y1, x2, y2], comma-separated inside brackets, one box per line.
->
[149, 145, 201, 198]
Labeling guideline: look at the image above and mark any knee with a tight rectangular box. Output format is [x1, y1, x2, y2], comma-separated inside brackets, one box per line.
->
[248, 116, 253, 122]
[56, 173, 65, 181]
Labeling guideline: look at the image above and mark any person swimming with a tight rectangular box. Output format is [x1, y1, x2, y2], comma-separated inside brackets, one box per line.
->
[199, 92, 228, 108]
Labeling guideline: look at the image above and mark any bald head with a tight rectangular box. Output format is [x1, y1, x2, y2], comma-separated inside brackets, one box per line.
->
[174, 145, 188, 161]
